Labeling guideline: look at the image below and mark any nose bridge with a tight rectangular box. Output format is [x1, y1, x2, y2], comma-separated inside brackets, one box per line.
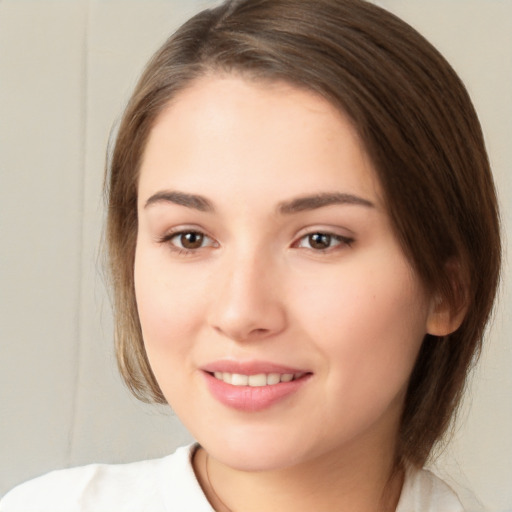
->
[208, 242, 286, 341]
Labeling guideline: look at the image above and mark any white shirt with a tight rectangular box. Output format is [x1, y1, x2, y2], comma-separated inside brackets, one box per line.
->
[0, 444, 464, 511]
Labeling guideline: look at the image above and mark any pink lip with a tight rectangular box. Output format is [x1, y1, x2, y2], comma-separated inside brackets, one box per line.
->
[200, 360, 312, 412]
[201, 360, 306, 375]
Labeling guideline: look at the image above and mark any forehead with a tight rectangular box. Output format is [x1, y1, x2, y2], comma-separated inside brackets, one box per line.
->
[138, 74, 382, 209]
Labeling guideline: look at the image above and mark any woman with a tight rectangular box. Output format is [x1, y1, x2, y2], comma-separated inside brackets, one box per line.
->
[1, 0, 500, 510]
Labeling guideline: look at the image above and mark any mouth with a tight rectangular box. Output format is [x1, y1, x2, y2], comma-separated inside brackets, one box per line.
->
[209, 371, 307, 387]
[201, 361, 312, 412]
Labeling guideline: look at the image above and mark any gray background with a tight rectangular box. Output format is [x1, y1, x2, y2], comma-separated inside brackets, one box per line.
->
[1, 1, 511, 510]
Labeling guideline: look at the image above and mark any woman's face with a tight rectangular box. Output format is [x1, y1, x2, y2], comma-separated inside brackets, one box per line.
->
[135, 75, 436, 471]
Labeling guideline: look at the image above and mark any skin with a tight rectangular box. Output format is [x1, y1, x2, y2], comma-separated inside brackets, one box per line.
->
[134, 75, 447, 511]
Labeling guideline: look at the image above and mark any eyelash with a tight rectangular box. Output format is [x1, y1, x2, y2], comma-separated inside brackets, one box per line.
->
[293, 232, 354, 252]
[157, 230, 217, 255]
[157, 229, 354, 255]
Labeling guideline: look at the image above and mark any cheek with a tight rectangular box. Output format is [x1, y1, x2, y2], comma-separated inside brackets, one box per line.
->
[294, 257, 429, 388]
[133, 248, 204, 361]
[133, 251, 212, 414]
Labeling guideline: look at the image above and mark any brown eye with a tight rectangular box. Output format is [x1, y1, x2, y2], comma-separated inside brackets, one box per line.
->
[178, 232, 204, 249]
[295, 231, 354, 251]
[160, 229, 217, 254]
[308, 233, 332, 250]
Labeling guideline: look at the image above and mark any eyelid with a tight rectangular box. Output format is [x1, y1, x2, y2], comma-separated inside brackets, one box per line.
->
[292, 227, 355, 251]
[156, 226, 219, 253]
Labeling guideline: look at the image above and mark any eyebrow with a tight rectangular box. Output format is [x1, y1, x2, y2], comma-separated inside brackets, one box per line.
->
[144, 191, 214, 212]
[143, 190, 374, 213]
[278, 192, 374, 213]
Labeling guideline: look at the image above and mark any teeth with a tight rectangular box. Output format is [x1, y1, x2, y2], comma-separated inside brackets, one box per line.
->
[212, 372, 304, 386]
[248, 374, 267, 387]
[267, 373, 280, 385]
[231, 373, 248, 386]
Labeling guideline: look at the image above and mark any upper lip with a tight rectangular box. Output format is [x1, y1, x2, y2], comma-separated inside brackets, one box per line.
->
[201, 360, 309, 376]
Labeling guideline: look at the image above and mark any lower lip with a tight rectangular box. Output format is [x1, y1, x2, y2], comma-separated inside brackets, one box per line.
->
[203, 372, 311, 412]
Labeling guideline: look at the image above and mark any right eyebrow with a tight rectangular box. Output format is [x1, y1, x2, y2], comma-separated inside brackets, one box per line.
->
[144, 190, 214, 212]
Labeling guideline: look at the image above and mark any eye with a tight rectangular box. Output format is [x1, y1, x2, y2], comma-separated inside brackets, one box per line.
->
[159, 230, 217, 253]
[174, 231, 206, 249]
[295, 232, 353, 251]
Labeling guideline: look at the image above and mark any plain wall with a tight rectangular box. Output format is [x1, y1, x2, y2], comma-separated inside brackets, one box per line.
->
[0, 1, 510, 510]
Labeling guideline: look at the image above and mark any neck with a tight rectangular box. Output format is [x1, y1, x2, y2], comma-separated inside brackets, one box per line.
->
[193, 437, 404, 512]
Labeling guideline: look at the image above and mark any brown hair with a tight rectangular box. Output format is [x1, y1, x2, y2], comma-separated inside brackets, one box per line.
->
[106, 0, 500, 468]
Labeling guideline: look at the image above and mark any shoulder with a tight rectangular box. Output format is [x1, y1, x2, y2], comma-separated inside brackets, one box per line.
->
[396, 466, 465, 512]
[0, 444, 212, 512]
[0, 456, 170, 512]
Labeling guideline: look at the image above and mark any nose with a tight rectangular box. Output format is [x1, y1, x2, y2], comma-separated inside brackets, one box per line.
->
[207, 250, 287, 342]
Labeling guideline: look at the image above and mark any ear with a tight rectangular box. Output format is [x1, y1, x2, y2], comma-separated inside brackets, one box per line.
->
[426, 260, 468, 336]
[426, 295, 466, 336]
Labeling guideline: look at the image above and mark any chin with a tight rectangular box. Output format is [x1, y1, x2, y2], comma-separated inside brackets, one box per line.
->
[214, 446, 303, 472]
[195, 424, 318, 472]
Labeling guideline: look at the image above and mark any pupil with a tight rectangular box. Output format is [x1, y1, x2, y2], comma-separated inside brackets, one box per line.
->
[181, 232, 203, 249]
[309, 233, 331, 249]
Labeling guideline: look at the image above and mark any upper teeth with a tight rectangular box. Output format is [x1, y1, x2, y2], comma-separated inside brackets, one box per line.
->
[213, 372, 303, 387]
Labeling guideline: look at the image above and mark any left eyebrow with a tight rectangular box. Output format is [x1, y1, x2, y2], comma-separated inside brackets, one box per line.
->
[278, 192, 375, 214]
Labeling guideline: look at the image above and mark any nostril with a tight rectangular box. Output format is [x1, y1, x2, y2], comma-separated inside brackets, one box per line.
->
[252, 328, 269, 335]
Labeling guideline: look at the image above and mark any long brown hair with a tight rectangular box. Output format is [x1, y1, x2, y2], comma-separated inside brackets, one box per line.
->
[106, 0, 501, 468]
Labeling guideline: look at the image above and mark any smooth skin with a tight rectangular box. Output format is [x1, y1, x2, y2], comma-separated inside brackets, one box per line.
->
[134, 75, 456, 512]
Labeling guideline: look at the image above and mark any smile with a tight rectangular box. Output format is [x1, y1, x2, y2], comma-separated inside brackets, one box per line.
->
[202, 363, 312, 412]
[212, 372, 306, 387]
